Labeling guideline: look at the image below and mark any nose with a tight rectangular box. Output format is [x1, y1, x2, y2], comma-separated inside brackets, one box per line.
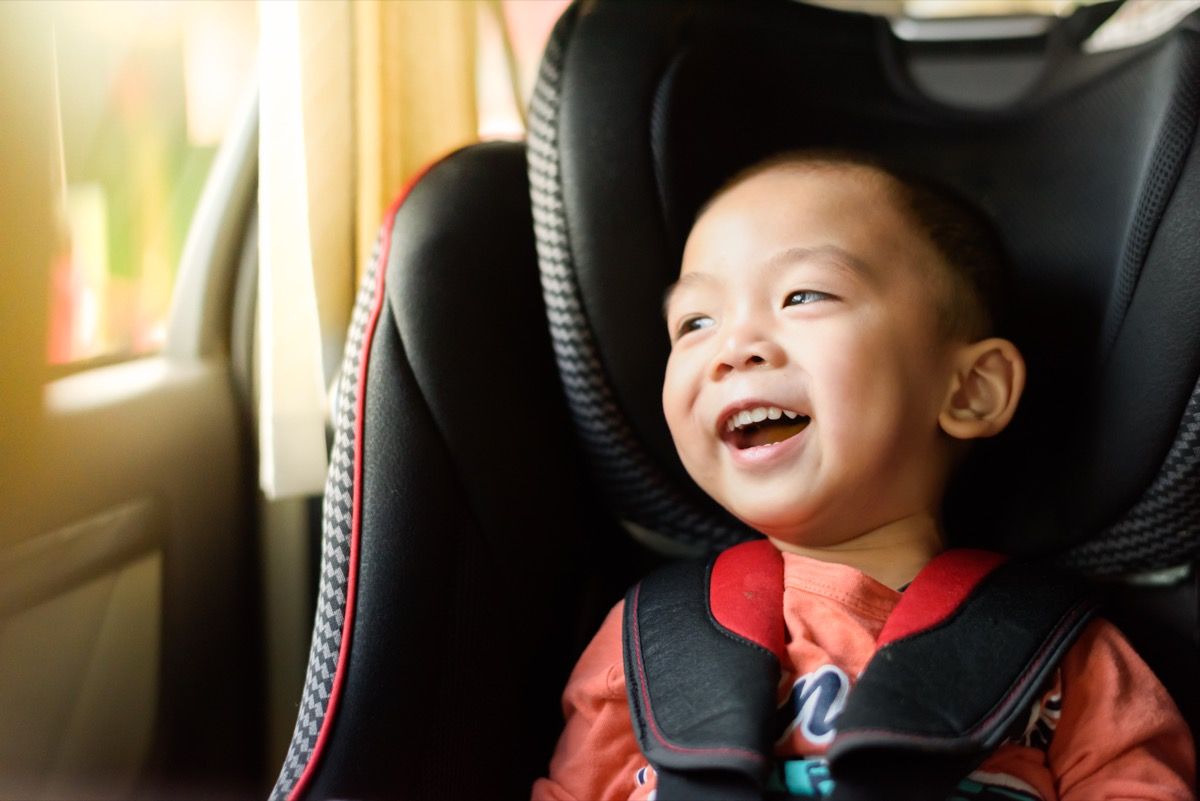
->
[710, 319, 786, 380]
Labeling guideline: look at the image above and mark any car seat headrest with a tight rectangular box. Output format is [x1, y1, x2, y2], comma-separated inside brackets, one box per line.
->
[530, 0, 1200, 572]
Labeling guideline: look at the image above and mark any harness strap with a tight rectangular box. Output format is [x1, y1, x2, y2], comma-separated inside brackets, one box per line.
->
[622, 541, 782, 781]
[623, 541, 1098, 801]
[827, 557, 1097, 801]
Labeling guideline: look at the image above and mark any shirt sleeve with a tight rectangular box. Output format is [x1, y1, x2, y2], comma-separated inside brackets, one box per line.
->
[1049, 619, 1196, 801]
[530, 600, 657, 801]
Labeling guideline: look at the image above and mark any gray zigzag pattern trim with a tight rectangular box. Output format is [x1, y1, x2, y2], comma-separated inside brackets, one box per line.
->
[1063, 374, 1200, 576]
[529, 11, 748, 553]
[268, 230, 386, 801]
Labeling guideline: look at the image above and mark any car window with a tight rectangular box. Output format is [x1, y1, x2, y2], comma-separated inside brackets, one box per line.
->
[49, 1, 256, 370]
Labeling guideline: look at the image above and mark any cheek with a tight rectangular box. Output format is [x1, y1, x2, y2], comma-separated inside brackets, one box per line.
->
[813, 328, 892, 403]
[814, 336, 927, 446]
[661, 360, 683, 422]
[662, 354, 723, 489]
[662, 358, 699, 445]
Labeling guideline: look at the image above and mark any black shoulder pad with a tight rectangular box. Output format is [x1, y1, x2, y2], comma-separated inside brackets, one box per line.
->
[623, 545, 782, 782]
[827, 557, 1097, 801]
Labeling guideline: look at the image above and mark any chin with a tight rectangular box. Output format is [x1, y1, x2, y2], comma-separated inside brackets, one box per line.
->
[726, 501, 818, 542]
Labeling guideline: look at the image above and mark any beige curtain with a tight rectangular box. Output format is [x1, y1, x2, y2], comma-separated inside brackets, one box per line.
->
[266, 0, 482, 380]
[353, 0, 479, 280]
[272, 0, 481, 354]
[256, 0, 481, 494]
[296, 1, 356, 382]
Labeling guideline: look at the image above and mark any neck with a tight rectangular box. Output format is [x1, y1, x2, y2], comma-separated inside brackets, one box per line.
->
[768, 512, 943, 590]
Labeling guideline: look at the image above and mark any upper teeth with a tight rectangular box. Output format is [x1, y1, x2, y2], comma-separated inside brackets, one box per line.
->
[726, 406, 802, 432]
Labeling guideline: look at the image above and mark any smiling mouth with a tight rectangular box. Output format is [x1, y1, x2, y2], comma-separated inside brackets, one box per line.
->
[722, 406, 812, 449]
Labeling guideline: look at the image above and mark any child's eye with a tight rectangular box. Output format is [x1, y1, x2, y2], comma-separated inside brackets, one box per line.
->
[784, 290, 832, 306]
[675, 315, 714, 339]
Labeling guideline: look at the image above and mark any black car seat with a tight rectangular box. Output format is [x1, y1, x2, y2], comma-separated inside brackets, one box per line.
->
[270, 1, 1200, 799]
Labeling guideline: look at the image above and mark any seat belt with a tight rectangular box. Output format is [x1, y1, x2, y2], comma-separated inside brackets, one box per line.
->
[623, 540, 1098, 801]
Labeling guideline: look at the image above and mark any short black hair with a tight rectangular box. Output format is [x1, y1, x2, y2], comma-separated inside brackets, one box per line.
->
[701, 149, 1011, 342]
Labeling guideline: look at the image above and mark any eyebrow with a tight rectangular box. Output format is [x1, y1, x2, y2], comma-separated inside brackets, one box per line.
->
[766, 244, 873, 278]
[662, 243, 872, 319]
[662, 272, 713, 319]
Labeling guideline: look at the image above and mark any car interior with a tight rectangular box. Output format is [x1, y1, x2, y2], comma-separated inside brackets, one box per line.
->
[267, 1, 1200, 799]
[1, 1, 1197, 800]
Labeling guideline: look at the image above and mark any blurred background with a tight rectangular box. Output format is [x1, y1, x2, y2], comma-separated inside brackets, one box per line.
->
[1, 3, 569, 798]
[45, 0, 569, 370]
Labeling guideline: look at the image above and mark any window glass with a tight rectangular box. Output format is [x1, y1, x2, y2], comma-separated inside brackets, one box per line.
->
[49, 1, 256, 366]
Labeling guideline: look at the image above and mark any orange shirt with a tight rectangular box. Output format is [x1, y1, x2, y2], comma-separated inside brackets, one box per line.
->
[532, 553, 1195, 801]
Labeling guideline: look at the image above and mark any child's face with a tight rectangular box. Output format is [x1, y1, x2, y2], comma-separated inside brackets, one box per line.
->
[662, 165, 962, 548]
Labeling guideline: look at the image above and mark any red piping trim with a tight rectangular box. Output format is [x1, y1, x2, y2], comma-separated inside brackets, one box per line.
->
[287, 151, 459, 801]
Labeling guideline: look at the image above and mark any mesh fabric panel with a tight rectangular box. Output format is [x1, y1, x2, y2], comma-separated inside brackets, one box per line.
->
[1064, 375, 1200, 575]
[1099, 40, 1200, 358]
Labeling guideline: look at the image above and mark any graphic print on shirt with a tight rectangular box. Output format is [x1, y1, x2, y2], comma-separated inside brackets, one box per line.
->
[765, 760, 1042, 800]
[765, 664, 1045, 800]
[774, 665, 849, 746]
[1016, 677, 1062, 751]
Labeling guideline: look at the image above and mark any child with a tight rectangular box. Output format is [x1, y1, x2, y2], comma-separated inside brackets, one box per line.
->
[531, 152, 1196, 801]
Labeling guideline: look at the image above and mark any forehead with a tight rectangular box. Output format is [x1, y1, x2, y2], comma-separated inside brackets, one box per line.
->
[718, 160, 899, 209]
[686, 165, 908, 259]
[675, 163, 942, 284]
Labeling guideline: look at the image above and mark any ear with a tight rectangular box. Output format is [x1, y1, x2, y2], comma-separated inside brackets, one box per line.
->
[939, 337, 1026, 441]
